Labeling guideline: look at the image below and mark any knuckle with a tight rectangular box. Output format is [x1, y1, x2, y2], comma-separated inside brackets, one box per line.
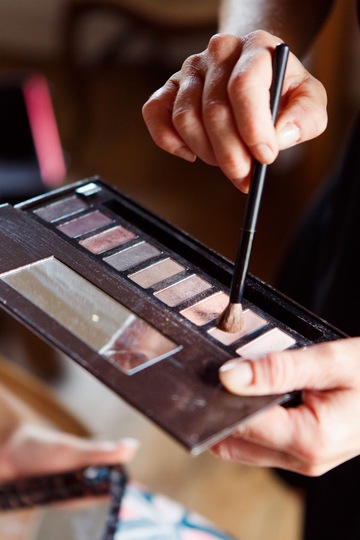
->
[172, 106, 195, 133]
[254, 352, 294, 391]
[202, 98, 228, 125]
[210, 441, 234, 462]
[181, 52, 205, 76]
[207, 33, 242, 59]
[294, 428, 333, 473]
[301, 462, 328, 477]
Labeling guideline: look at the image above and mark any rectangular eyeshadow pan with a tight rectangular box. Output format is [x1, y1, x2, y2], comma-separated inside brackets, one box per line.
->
[79, 225, 137, 254]
[180, 292, 229, 326]
[57, 210, 112, 238]
[208, 310, 267, 345]
[236, 328, 296, 358]
[154, 275, 212, 307]
[34, 195, 88, 222]
[128, 258, 185, 288]
[104, 242, 160, 271]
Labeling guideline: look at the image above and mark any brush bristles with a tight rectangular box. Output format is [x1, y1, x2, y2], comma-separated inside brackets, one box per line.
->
[217, 302, 244, 333]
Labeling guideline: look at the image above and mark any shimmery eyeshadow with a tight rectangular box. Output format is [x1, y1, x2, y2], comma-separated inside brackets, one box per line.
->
[180, 292, 229, 326]
[208, 310, 267, 345]
[154, 275, 212, 307]
[57, 210, 112, 238]
[128, 258, 185, 288]
[79, 225, 136, 254]
[236, 328, 296, 358]
[104, 242, 160, 271]
[34, 195, 87, 222]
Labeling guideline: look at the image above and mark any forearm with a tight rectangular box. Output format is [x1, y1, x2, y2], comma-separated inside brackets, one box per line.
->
[218, 0, 335, 56]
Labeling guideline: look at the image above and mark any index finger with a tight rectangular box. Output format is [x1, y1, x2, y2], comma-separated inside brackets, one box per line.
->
[228, 32, 284, 163]
[142, 76, 196, 162]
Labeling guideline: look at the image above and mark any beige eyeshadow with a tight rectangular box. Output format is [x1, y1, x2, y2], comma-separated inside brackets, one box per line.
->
[180, 291, 229, 326]
[79, 225, 136, 254]
[128, 258, 185, 288]
[208, 309, 266, 345]
[236, 327, 296, 359]
[154, 275, 212, 307]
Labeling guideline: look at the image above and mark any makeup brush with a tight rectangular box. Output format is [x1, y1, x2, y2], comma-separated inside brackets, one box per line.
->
[218, 42, 290, 333]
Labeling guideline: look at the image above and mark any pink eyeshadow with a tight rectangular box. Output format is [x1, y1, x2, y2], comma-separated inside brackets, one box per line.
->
[57, 210, 112, 238]
[236, 328, 296, 359]
[154, 275, 212, 307]
[208, 310, 266, 345]
[128, 258, 184, 288]
[180, 292, 229, 326]
[79, 225, 136, 254]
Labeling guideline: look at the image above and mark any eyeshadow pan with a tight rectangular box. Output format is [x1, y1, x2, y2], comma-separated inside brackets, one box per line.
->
[34, 195, 88, 222]
[57, 210, 112, 238]
[104, 242, 161, 271]
[236, 327, 296, 359]
[154, 275, 212, 307]
[208, 309, 267, 345]
[128, 258, 185, 288]
[180, 292, 229, 326]
[79, 225, 136, 254]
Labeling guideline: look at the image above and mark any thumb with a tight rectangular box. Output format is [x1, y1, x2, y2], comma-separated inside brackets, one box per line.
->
[219, 338, 359, 396]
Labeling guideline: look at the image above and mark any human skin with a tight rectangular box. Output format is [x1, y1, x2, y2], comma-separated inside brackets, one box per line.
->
[212, 338, 360, 477]
[142, 0, 360, 477]
[0, 382, 138, 482]
[142, 0, 333, 191]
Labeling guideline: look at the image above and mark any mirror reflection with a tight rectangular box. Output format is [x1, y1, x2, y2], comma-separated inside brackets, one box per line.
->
[1, 258, 180, 374]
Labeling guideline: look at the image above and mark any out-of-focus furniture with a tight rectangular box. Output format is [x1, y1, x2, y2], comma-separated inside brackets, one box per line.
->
[62, 0, 219, 143]
[63, 0, 219, 68]
[0, 354, 89, 436]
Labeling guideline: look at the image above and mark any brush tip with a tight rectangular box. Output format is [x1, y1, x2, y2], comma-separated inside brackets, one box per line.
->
[217, 302, 244, 333]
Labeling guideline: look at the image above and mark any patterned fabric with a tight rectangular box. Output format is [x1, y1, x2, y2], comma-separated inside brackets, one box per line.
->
[116, 482, 236, 539]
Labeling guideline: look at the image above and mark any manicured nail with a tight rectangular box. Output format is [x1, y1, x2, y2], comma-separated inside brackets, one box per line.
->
[277, 123, 301, 149]
[219, 359, 254, 387]
[175, 146, 196, 162]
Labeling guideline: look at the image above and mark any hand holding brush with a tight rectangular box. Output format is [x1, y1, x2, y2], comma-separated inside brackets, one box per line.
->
[217, 42, 290, 333]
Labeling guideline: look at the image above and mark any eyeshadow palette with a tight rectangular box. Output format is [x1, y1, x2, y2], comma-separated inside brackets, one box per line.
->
[0, 177, 346, 454]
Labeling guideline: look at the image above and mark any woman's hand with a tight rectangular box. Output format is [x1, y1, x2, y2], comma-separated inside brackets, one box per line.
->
[142, 30, 327, 192]
[0, 424, 138, 483]
[211, 338, 360, 476]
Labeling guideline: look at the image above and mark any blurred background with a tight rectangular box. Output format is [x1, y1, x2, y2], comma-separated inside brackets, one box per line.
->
[0, 0, 359, 538]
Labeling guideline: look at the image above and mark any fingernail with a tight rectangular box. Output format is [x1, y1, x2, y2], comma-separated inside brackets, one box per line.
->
[277, 123, 301, 149]
[219, 359, 254, 387]
[253, 143, 275, 164]
[119, 438, 140, 449]
[175, 146, 196, 162]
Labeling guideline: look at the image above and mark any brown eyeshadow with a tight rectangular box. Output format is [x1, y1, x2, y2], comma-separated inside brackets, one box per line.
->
[79, 225, 136, 254]
[34, 195, 88, 222]
[180, 292, 229, 326]
[57, 210, 112, 238]
[154, 275, 212, 307]
[128, 258, 185, 288]
[208, 309, 267, 345]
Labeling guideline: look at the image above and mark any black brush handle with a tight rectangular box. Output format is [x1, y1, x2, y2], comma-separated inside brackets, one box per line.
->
[230, 42, 290, 304]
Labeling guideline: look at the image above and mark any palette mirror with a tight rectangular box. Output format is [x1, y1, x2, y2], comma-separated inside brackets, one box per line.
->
[1, 257, 180, 374]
